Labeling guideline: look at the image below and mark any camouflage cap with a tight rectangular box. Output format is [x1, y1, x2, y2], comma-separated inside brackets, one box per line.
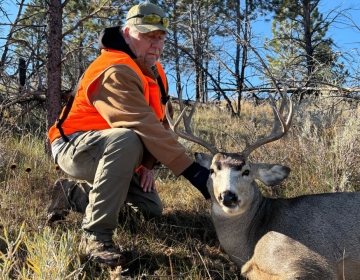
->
[126, 2, 169, 33]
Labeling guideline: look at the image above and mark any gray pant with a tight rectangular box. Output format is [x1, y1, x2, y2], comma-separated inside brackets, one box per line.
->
[55, 128, 163, 241]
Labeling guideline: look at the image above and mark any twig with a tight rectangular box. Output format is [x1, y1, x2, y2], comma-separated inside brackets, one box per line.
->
[195, 246, 212, 280]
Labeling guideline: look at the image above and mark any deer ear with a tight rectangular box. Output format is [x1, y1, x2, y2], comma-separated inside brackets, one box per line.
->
[253, 163, 291, 186]
[195, 152, 213, 169]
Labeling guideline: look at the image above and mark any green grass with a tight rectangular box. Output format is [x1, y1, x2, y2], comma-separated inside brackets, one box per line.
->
[0, 97, 359, 279]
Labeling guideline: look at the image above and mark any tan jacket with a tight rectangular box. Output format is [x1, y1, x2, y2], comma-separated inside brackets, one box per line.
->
[87, 56, 193, 176]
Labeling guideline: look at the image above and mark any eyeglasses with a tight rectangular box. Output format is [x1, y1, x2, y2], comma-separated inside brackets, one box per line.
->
[127, 14, 169, 29]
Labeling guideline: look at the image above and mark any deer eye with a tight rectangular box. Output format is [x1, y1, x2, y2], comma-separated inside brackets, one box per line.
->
[210, 169, 214, 175]
[242, 170, 250, 176]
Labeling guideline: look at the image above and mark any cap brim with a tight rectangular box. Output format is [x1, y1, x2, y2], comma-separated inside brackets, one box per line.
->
[133, 24, 170, 33]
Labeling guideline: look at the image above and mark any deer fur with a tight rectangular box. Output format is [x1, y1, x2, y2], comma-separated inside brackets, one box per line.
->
[196, 152, 360, 280]
[165, 88, 360, 279]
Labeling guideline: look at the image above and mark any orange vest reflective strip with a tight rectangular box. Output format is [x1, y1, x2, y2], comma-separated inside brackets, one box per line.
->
[48, 50, 168, 144]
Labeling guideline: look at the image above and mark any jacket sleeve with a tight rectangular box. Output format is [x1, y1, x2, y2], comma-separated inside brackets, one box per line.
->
[89, 65, 193, 176]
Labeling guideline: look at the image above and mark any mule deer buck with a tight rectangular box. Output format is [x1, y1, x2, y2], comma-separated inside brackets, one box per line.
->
[166, 91, 360, 280]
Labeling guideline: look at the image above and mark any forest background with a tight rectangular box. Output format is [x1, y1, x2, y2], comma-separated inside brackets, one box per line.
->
[0, 0, 360, 279]
[1, 0, 360, 136]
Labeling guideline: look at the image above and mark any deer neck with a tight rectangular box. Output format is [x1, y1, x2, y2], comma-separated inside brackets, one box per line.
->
[210, 184, 269, 267]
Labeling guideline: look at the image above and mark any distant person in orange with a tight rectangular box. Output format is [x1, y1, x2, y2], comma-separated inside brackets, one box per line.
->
[47, 2, 210, 267]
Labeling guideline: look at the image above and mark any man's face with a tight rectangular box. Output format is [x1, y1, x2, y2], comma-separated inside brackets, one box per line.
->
[124, 26, 166, 66]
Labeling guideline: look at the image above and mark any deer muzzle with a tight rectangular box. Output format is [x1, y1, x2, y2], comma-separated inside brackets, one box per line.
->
[220, 191, 238, 207]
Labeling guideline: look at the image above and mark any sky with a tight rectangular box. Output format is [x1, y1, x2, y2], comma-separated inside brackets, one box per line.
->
[2, 0, 359, 47]
[318, 1, 360, 47]
[250, 1, 360, 55]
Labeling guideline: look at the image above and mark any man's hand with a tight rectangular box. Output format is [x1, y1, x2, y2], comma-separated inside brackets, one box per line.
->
[181, 162, 211, 200]
[138, 166, 156, 192]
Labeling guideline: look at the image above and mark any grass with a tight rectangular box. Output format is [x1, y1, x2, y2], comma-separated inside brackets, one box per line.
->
[0, 96, 359, 279]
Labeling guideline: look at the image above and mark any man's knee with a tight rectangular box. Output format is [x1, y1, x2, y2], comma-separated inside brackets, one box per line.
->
[145, 200, 163, 218]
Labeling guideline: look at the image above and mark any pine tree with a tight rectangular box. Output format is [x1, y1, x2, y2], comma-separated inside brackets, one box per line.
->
[263, 0, 349, 97]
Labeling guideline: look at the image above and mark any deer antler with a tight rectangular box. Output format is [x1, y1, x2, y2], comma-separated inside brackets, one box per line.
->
[167, 86, 292, 157]
[242, 85, 293, 157]
[165, 92, 219, 155]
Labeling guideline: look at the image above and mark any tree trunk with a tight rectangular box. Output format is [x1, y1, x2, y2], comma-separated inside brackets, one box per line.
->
[302, 1, 314, 80]
[45, 0, 63, 154]
[19, 58, 26, 94]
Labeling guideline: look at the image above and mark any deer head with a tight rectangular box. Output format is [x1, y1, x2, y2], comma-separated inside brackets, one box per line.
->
[166, 88, 293, 216]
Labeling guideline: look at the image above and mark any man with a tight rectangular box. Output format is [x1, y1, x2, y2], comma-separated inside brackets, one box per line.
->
[47, 2, 210, 267]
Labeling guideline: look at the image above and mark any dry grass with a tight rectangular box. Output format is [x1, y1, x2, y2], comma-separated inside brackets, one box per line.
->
[0, 96, 359, 279]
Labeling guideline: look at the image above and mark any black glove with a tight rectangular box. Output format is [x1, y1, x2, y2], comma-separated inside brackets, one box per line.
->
[181, 162, 211, 199]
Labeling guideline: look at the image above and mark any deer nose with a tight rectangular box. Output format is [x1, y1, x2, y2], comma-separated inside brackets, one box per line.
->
[220, 191, 238, 207]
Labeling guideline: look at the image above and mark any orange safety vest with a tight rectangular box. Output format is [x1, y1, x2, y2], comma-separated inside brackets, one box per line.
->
[48, 49, 168, 144]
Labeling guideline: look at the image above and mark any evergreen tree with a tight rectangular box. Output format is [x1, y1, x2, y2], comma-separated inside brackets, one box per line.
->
[263, 0, 349, 97]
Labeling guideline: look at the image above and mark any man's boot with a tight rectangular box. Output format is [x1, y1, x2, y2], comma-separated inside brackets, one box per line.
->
[80, 237, 127, 267]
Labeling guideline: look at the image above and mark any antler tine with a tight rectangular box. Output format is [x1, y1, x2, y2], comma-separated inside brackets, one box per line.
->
[278, 83, 288, 114]
[165, 101, 219, 155]
[278, 83, 293, 128]
[242, 92, 293, 158]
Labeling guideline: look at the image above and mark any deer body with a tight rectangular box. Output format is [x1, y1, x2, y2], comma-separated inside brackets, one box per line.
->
[196, 152, 360, 280]
[166, 89, 360, 279]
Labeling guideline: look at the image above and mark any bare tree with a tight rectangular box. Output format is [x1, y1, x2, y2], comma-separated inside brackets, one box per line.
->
[45, 0, 63, 152]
